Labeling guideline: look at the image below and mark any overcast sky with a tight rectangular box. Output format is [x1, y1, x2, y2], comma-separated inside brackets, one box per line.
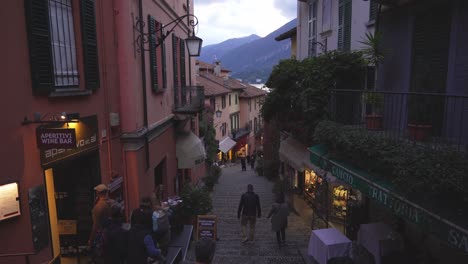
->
[194, 0, 297, 46]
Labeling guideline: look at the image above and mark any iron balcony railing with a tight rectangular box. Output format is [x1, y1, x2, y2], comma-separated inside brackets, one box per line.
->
[329, 89, 468, 152]
[231, 127, 250, 141]
[173, 86, 205, 114]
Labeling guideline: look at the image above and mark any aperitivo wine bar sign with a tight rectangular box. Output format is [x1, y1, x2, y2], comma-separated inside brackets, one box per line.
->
[36, 128, 77, 149]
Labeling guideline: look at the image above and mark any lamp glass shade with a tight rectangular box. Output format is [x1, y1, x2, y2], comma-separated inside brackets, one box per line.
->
[215, 109, 222, 118]
[185, 35, 203, 57]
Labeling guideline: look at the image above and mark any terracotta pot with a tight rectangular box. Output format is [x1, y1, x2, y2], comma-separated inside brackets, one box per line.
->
[408, 124, 432, 141]
[365, 114, 383, 130]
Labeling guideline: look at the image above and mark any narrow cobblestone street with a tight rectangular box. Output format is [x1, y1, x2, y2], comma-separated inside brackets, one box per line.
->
[185, 163, 311, 263]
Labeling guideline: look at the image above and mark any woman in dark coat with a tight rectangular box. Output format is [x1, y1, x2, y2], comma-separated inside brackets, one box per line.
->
[128, 198, 164, 263]
[267, 192, 289, 248]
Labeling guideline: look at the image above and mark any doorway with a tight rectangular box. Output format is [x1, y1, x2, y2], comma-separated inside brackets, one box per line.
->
[45, 151, 101, 263]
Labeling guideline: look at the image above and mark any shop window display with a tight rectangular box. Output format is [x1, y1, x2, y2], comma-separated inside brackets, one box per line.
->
[304, 170, 320, 202]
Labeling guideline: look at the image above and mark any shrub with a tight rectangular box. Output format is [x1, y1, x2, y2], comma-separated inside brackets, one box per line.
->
[179, 184, 212, 218]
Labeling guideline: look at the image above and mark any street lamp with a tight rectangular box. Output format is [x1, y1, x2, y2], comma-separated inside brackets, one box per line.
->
[135, 14, 203, 57]
[215, 109, 222, 118]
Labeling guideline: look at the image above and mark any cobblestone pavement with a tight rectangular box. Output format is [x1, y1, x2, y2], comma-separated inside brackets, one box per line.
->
[184, 163, 311, 264]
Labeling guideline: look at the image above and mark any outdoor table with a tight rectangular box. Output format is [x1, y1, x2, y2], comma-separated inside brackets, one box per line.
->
[307, 228, 352, 264]
[357, 222, 403, 264]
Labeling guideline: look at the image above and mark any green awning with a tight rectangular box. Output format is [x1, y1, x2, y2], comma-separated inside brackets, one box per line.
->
[308, 144, 468, 254]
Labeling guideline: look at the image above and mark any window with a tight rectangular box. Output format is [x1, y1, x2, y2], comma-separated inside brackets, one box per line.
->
[308, 1, 318, 57]
[254, 99, 257, 110]
[338, 0, 352, 52]
[322, 0, 332, 31]
[222, 95, 226, 109]
[210, 98, 215, 108]
[254, 117, 258, 133]
[249, 99, 252, 112]
[235, 94, 238, 104]
[222, 123, 227, 137]
[26, 0, 99, 94]
[229, 94, 232, 106]
[249, 120, 252, 131]
[49, 0, 79, 87]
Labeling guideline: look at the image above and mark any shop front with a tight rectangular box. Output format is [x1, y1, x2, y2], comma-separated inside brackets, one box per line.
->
[38, 115, 104, 263]
[309, 144, 468, 256]
[218, 136, 236, 163]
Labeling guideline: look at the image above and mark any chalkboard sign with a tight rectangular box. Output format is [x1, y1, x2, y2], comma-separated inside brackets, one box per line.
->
[197, 215, 217, 240]
[28, 185, 50, 251]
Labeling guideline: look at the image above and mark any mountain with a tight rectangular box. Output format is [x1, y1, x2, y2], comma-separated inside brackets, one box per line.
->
[199, 34, 261, 63]
[200, 19, 296, 83]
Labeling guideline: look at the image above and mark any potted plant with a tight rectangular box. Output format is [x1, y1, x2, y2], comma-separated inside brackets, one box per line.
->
[179, 184, 213, 230]
[363, 92, 384, 130]
[407, 96, 432, 141]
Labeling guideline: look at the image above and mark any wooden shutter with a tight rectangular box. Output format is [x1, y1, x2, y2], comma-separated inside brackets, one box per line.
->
[411, 5, 451, 93]
[172, 34, 179, 104]
[338, 0, 351, 52]
[25, 0, 54, 95]
[80, 0, 100, 90]
[161, 26, 167, 89]
[369, 0, 378, 21]
[180, 40, 186, 87]
[343, 0, 352, 52]
[148, 15, 158, 91]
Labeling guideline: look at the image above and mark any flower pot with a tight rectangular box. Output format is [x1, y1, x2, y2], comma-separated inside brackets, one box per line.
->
[408, 124, 432, 141]
[365, 114, 383, 130]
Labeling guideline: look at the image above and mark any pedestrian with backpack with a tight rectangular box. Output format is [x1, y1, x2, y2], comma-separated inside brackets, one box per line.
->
[237, 184, 262, 243]
[129, 197, 165, 264]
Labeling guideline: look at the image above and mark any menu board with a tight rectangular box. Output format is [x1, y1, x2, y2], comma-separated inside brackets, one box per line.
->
[197, 215, 217, 240]
[0, 182, 21, 221]
[28, 185, 49, 251]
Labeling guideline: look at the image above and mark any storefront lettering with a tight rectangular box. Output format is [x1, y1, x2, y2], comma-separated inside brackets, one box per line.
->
[448, 229, 468, 253]
[44, 134, 97, 159]
[331, 165, 354, 185]
[369, 186, 421, 224]
[40, 133, 74, 144]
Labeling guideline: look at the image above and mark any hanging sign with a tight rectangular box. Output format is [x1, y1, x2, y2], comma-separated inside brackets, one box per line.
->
[197, 215, 217, 240]
[37, 128, 77, 149]
[39, 115, 98, 166]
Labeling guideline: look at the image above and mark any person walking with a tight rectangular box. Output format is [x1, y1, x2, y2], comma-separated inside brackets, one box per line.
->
[237, 184, 261, 243]
[88, 183, 114, 261]
[267, 192, 289, 248]
[128, 198, 164, 264]
[250, 152, 256, 170]
[103, 204, 128, 264]
[240, 156, 247, 171]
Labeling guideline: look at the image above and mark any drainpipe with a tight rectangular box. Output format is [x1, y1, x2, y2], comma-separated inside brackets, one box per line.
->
[139, 0, 150, 169]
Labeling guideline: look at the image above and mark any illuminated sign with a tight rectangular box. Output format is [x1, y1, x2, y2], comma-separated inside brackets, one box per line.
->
[0, 182, 20, 221]
[37, 128, 77, 149]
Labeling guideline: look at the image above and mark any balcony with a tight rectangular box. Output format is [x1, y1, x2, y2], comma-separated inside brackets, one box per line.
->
[173, 86, 205, 114]
[329, 89, 468, 152]
[231, 126, 250, 141]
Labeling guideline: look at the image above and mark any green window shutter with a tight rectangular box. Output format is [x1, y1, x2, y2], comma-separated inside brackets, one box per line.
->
[338, 0, 344, 51]
[25, 0, 54, 95]
[180, 40, 186, 87]
[338, 0, 351, 52]
[369, 0, 378, 21]
[80, 0, 100, 90]
[172, 34, 179, 103]
[343, 0, 352, 52]
[148, 15, 158, 91]
[161, 26, 167, 89]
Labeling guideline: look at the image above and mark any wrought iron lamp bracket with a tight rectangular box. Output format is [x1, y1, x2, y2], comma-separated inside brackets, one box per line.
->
[134, 14, 199, 53]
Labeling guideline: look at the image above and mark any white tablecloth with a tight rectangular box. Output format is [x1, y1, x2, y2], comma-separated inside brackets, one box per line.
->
[308, 228, 352, 264]
[357, 222, 403, 264]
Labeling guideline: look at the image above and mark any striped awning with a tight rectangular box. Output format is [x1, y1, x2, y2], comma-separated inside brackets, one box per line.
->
[219, 137, 236, 153]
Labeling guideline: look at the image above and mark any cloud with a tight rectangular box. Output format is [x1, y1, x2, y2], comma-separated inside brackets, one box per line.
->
[273, 0, 297, 19]
[194, 0, 297, 46]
